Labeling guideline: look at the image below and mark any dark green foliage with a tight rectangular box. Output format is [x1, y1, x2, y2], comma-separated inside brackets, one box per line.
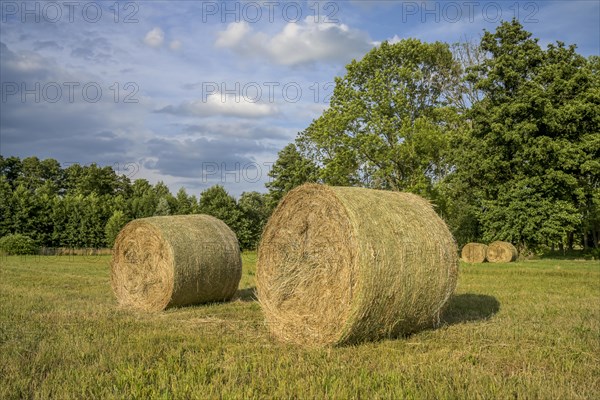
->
[10, 184, 39, 239]
[196, 186, 271, 250]
[0, 156, 268, 251]
[64, 163, 119, 196]
[282, 20, 598, 251]
[0, 233, 38, 255]
[266, 143, 318, 208]
[105, 210, 129, 248]
[297, 39, 460, 194]
[154, 197, 171, 216]
[198, 185, 245, 245]
[457, 19, 600, 249]
[198, 185, 239, 224]
[0, 176, 13, 237]
[238, 191, 272, 249]
[0, 155, 23, 187]
[130, 179, 157, 219]
[154, 181, 178, 213]
[175, 188, 197, 215]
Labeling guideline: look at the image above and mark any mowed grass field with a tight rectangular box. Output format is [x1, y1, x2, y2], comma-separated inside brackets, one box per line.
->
[1, 253, 599, 399]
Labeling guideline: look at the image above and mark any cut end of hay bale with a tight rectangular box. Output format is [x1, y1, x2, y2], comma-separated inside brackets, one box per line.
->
[111, 221, 174, 311]
[486, 241, 518, 263]
[461, 243, 488, 263]
[257, 184, 458, 347]
[258, 185, 358, 345]
[111, 214, 242, 312]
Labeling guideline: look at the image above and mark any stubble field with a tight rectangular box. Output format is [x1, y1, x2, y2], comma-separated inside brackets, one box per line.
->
[1, 253, 598, 399]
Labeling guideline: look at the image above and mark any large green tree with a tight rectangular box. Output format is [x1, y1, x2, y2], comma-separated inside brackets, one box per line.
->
[458, 20, 599, 249]
[238, 191, 271, 249]
[105, 210, 129, 247]
[198, 185, 246, 247]
[175, 187, 195, 215]
[0, 156, 23, 188]
[266, 143, 318, 208]
[64, 163, 120, 196]
[10, 184, 38, 239]
[129, 179, 157, 219]
[154, 197, 171, 216]
[0, 176, 13, 237]
[297, 38, 462, 199]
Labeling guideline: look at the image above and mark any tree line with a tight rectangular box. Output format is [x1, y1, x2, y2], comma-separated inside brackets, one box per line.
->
[0, 156, 271, 250]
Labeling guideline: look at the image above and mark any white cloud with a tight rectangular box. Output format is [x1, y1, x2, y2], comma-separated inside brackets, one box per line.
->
[158, 93, 278, 118]
[388, 34, 402, 44]
[144, 27, 165, 47]
[215, 19, 374, 66]
[190, 94, 277, 117]
[215, 22, 251, 48]
[0, 43, 47, 73]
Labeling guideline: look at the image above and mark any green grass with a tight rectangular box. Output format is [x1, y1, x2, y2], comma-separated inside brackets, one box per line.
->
[1, 253, 599, 399]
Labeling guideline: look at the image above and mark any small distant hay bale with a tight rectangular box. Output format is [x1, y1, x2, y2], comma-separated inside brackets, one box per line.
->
[461, 243, 488, 263]
[257, 184, 459, 347]
[111, 215, 241, 312]
[486, 241, 518, 263]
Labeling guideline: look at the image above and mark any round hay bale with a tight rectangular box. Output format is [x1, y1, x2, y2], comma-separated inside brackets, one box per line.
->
[461, 243, 488, 263]
[257, 184, 458, 346]
[486, 241, 518, 263]
[111, 215, 241, 311]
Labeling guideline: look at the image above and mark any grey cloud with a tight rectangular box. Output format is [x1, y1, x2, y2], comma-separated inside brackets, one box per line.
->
[0, 42, 144, 167]
[179, 121, 292, 140]
[144, 136, 270, 180]
[69, 37, 114, 63]
[182, 82, 202, 90]
[95, 130, 118, 139]
[71, 47, 94, 59]
[0, 41, 56, 81]
[143, 136, 275, 197]
[33, 40, 64, 52]
[1, 125, 136, 168]
[146, 136, 260, 169]
[0, 95, 138, 164]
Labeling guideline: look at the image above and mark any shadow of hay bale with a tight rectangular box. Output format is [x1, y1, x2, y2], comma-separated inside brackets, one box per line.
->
[537, 249, 599, 260]
[235, 287, 257, 302]
[230, 290, 498, 324]
[441, 293, 500, 325]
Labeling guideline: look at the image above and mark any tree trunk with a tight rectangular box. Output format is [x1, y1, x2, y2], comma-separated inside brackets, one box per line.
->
[582, 230, 588, 250]
[567, 232, 574, 251]
[594, 229, 599, 248]
[584, 230, 596, 249]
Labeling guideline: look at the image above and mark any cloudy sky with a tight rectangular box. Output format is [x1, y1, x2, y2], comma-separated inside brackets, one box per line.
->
[1, 0, 598, 197]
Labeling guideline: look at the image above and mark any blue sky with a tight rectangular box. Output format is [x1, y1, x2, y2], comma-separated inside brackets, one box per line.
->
[1, 0, 598, 196]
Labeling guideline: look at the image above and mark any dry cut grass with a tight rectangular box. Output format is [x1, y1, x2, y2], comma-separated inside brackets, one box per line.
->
[0, 253, 599, 399]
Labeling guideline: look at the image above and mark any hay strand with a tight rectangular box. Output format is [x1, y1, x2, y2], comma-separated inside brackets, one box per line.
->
[461, 243, 488, 263]
[111, 214, 241, 311]
[486, 241, 518, 263]
[257, 184, 458, 346]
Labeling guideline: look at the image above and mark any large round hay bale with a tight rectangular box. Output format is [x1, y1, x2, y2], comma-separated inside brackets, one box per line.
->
[461, 243, 488, 263]
[257, 184, 458, 346]
[486, 241, 518, 263]
[111, 215, 241, 311]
